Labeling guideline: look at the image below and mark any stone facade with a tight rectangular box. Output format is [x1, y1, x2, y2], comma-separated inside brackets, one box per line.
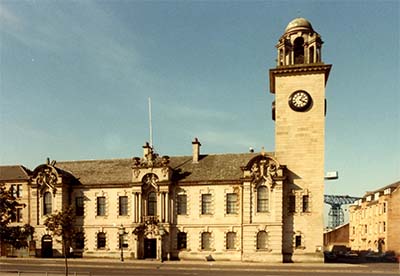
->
[1, 18, 332, 263]
[349, 181, 400, 255]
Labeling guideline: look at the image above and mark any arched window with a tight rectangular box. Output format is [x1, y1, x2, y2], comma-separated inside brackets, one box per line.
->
[97, 232, 106, 249]
[257, 231, 268, 250]
[226, 232, 236, 250]
[43, 192, 52, 215]
[201, 232, 211, 250]
[148, 192, 157, 216]
[293, 37, 304, 64]
[257, 186, 269, 212]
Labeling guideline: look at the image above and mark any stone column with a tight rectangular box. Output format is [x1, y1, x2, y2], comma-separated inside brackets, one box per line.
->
[138, 193, 142, 223]
[165, 193, 169, 223]
[132, 193, 137, 222]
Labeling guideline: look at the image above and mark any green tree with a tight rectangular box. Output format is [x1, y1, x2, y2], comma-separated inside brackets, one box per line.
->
[44, 206, 76, 276]
[0, 185, 34, 255]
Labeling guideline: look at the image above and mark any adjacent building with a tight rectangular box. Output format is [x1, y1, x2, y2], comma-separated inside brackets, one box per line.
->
[1, 18, 332, 263]
[349, 181, 400, 255]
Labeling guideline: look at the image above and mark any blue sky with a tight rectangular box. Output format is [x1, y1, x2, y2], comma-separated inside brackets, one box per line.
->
[0, 0, 398, 198]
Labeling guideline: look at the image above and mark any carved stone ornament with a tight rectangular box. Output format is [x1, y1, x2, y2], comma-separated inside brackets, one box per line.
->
[142, 173, 159, 190]
[250, 157, 279, 190]
[36, 161, 58, 195]
[132, 147, 170, 169]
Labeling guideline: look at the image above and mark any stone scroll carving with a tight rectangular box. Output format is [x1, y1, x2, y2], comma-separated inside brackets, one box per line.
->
[36, 158, 58, 195]
[249, 155, 280, 191]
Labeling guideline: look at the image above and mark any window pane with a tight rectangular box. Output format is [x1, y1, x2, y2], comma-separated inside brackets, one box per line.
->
[44, 192, 52, 215]
[257, 231, 268, 249]
[76, 197, 84, 216]
[226, 232, 236, 250]
[302, 195, 309, 212]
[177, 232, 187, 250]
[257, 187, 269, 212]
[75, 232, 84, 249]
[148, 192, 157, 216]
[226, 193, 238, 214]
[201, 232, 211, 250]
[177, 195, 187, 215]
[97, 232, 106, 249]
[295, 235, 302, 248]
[289, 195, 296, 213]
[119, 196, 128, 216]
[201, 194, 212, 215]
[97, 197, 105, 216]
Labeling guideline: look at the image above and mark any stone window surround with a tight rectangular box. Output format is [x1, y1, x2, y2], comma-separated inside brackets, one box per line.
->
[200, 231, 213, 251]
[294, 231, 305, 250]
[177, 193, 188, 216]
[200, 188, 214, 216]
[224, 187, 239, 215]
[256, 229, 270, 251]
[95, 191, 108, 218]
[117, 190, 130, 217]
[96, 230, 108, 250]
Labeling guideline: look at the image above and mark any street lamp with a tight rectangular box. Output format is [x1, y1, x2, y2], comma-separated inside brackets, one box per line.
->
[158, 224, 165, 262]
[119, 224, 125, 262]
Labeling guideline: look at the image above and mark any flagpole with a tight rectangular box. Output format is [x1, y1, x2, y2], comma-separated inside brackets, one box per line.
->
[148, 97, 153, 148]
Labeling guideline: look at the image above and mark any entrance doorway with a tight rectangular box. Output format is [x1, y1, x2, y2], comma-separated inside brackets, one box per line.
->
[144, 238, 156, 259]
[41, 235, 53, 258]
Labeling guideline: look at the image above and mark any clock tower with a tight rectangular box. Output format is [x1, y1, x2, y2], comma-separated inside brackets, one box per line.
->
[269, 18, 332, 262]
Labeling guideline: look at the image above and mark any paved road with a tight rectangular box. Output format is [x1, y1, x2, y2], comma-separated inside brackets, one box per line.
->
[1, 258, 399, 276]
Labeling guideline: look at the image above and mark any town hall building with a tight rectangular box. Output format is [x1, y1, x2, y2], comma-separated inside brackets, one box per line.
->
[1, 18, 332, 263]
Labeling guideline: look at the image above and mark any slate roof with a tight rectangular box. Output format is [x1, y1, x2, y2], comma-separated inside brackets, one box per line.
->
[365, 180, 400, 196]
[56, 152, 262, 185]
[0, 165, 31, 181]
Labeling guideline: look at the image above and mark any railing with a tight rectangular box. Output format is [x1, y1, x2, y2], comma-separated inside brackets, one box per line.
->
[5, 271, 91, 276]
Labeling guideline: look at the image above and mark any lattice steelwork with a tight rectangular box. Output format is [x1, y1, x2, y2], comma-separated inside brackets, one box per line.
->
[324, 195, 361, 229]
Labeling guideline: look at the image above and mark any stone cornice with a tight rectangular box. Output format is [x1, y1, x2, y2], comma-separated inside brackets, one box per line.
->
[269, 64, 332, 94]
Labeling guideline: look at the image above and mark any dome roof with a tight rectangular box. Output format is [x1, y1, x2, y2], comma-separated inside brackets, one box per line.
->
[285, 17, 313, 32]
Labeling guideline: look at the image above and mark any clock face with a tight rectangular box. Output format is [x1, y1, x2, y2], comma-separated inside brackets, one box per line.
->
[289, 90, 312, 111]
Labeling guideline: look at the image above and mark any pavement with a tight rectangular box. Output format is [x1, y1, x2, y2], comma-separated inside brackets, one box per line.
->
[1, 257, 399, 276]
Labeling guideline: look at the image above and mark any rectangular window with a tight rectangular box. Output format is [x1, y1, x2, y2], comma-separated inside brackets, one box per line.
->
[177, 232, 187, 250]
[226, 232, 236, 250]
[75, 232, 84, 249]
[177, 194, 187, 215]
[257, 187, 269, 212]
[97, 232, 106, 249]
[302, 195, 309, 212]
[295, 235, 302, 248]
[12, 207, 23, 222]
[226, 193, 238, 214]
[288, 195, 296, 213]
[97, 197, 106, 216]
[119, 196, 128, 216]
[201, 232, 211, 250]
[383, 222, 386, 232]
[11, 184, 22, 198]
[201, 194, 212, 215]
[75, 197, 84, 216]
[383, 202, 387, 213]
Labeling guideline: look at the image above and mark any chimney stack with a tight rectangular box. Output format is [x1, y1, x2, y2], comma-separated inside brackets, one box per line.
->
[192, 138, 201, 163]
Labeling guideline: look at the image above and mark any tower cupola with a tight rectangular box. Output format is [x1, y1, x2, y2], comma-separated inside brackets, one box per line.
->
[276, 17, 323, 66]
